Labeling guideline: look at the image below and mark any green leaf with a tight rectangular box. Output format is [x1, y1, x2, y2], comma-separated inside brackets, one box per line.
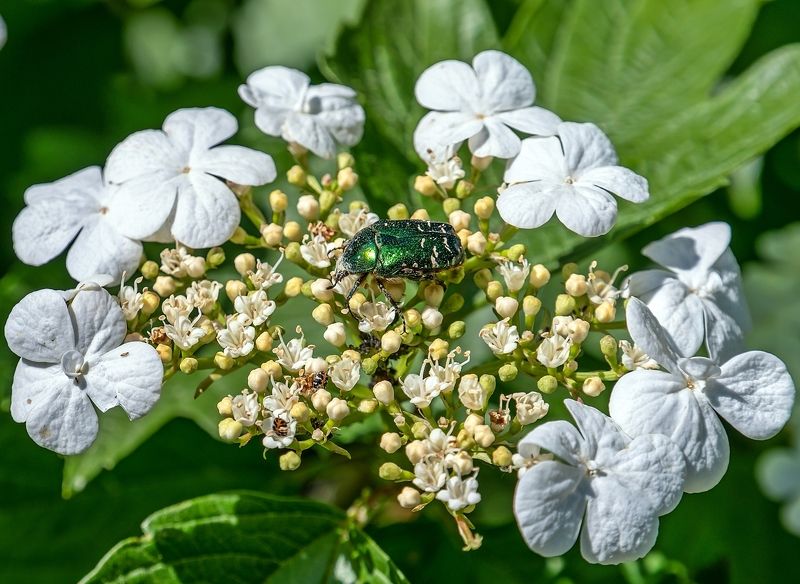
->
[80, 491, 409, 584]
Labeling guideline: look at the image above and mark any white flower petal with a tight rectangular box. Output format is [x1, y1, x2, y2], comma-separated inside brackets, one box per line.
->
[558, 122, 618, 173]
[707, 351, 795, 440]
[12, 201, 84, 266]
[241, 66, 310, 108]
[514, 460, 587, 557]
[165, 107, 238, 154]
[579, 166, 649, 203]
[702, 297, 746, 364]
[11, 361, 61, 422]
[193, 144, 277, 186]
[415, 59, 479, 111]
[312, 97, 365, 147]
[252, 103, 290, 136]
[85, 342, 162, 419]
[496, 182, 559, 229]
[105, 129, 184, 184]
[565, 400, 628, 463]
[473, 50, 535, 112]
[5, 289, 74, 362]
[641, 222, 731, 280]
[495, 106, 561, 136]
[554, 185, 617, 237]
[70, 287, 126, 358]
[24, 166, 103, 205]
[283, 112, 336, 158]
[624, 298, 681, 372]
[25, 378, 98, 455]
[520, 420, 584, 466]
[105, 172, 179, 241]
[505, 136, 568, 184]
[468, 117, 521, 158]
[413, 111, 482, 158]
[609, 369, 730, 493]
[171, 174, 240, 248]
[65, 218, 142, 283]
[580, 476, 659, 564]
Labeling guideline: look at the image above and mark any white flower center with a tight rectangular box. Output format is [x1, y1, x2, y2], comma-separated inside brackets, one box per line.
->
[564, 176, 575, 185]
[61, 350, 87, 380]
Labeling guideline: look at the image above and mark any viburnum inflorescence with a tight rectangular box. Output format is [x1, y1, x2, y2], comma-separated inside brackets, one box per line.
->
[4, 49, 796, 565]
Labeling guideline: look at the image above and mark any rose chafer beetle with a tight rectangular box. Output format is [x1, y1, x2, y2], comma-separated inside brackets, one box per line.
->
[330, 219, 465, 315]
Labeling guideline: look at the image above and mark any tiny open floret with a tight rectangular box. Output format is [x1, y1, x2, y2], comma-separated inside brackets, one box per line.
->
[514, 400, 686, 564]
[4, 286, 163, 455]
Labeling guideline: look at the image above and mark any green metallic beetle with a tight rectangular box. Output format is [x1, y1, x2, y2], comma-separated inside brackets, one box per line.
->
[330, 219, 465, 313]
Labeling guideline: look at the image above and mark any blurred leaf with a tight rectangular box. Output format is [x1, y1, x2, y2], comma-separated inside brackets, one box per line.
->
[727, 157, 764, 220]
[81, 491, 409, 584]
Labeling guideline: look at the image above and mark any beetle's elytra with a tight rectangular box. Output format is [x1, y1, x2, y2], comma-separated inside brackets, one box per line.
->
[330, 219, 465, 312]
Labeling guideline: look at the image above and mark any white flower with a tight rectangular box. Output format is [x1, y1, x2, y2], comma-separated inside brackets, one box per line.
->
[163, 313, 205, 351]
[260, 410, 297, 449]
[239, 66, 365, 159]
[436, 472, 482, 511]
[338, 208, 379, 238]
[332, 273, 361, 297]
[300, 234, 333, 268]
[427, 349, 470, 394]
[4, 287, 162, 454]
[413, 455, 448, 493]
[512, 443, 551, 478]
[586, 262, 627, 306]
[422, 144, 466, 189]
[400, 373, 442, 409]
[330, 358, 360, 392]
[413, 50, 560, 159]
[609, 298, 795, 493]
[536, 334, 572, 368]
[497, 122, 649, 236]
[514, 400, 686, 564]
[234, 290, 276, 326]
[357, 301, 396, 334]
[161, 294, 193, 324]
[619, 340, 658, 371]
[626, 222, 751, 361]
[427, 428, 458, 458]
[497, 258, 530, 294]
[217, 315, 255, 358]
[248, 253, 285, 290]
[231, 390, 261, 427]
[458, 374, 487, 411]
[160, 246, 202, 278]
[273, 328, 314, 371]
[512, 391, 549, 425]
[186, 279, 222, 314]
[479, 318, 519, 355]
[118, 275, 144, 321]
[105, 107, 276, 248]
[263, 378, 300, 413]
[12, 166, 143, 282]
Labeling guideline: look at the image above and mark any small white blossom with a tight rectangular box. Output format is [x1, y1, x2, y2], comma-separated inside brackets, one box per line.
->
[413, 50, 560, 159]
[427, 349, 470, 393]
[118, 275, 145, 321]
[436, 472, 482, 511]
[609, 298, 795, 493]
[536, 334, 572, 368]
[159, 246, 204, 278]
[234, 290, 276, 326]
[626, 222, 751, 361]
[248, 253, 285, 290]
[511, 391, 549, 425]
[263, 378, 300, 413]
[422, 145, 466, 189]
[330, 358, 360, 392]
[479, 318, 519, 355]
[105, 107, 276, 248]
[357, 301, 396, 334]
[273, 327, 314, 371]
[338, 208, 379, 238]
[512, 443, 551, 478]
[497, 122, 649, 236]
[217, 315, 256, 358]
[260, 410, 297, 449]
[163, 313, 205, 350]
[332, 273, 361, 297]
[161, 294, 194, 324]
[458, 374, 487, 411]
[619, 340, 658, 371]
[428, 428, 459, 459]
[4, 287, 161, 454]
[497, 258, 530, 294]
[551, 316, 589, 344]
[586, 262, 627, 306]
[413, 455, 448, 493]
[186, 280, 222, 314]
[12, 166, 143, 282]
[514, 400, 686, 564]
[400, 373, 443, 409]
[239, 66, 365, 159]
[300, 234, 333, 268]
[231, 390, 261, 427]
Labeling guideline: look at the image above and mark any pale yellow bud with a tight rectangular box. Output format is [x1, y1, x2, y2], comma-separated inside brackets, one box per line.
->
[463, 413, 484, 435]
[414, 175, 438, 197]
[156, 343, 172, 363]
[470, 154, 493, 171]
[405, 440, 428, 464]
[492, 445, 513, 467]
[214, 352, 234, 370]
[140, 260, 159, 280]
[311, 389, 332, 412]
[421, 307, 443, 330]
[234, 253, 256, 276]
[565, 274, 588, 297]
[555, 293, 576, 316]
[225, 280, 248, 302]
[522, 295, 541, 317]
[448, 210, 471, 232]
[255, 331, 273, 353]
[290, 402, 310, 423]
[247, 368, 270, 393]
[404, 308, 421, 329]
[312, 304, 335, 326]
[595, 301, 616, 323]
[268, 189, 288, 213]
[529, 264, 551, 288]
[373, 380, 395, 405]
[387, 203, 409, 220]
[450, 451, 474, 475]
[358, 399, 378, 413]
[261, 223, 284, 247]
[287, 165, 306, 186]
[495, 296, 519, 319]
[297, 195, 320, 221]
[311, 278, 334, 302]
[283, 221, 303, 242]
[279, 451, 301, 471]
[473, 196, 495, 220]
[583, 376, 606, 397]
[473, 424, 496, 448]
[184, 256, 206, 279]
[442, 197, 460, 216]
[141, 290, 160, 316]
[457, 228, 471, 249]
[486, 281, 503, 302]
[261, 360, 283, 379]
[179, 357, 198, 374]
[380, 432, 403, 454]
[423, 283, 445, 307]
[572, 319, 591, 344]
[153, 276, 176, 297]
[217, 396, 233, 416]
[324, 323, 347, 347]
[397, 487, 421, 509]
[342, 349, 361, 362]
[326, 397, 350, 421]
[466, 231, 487, 255]
[410, 208, 430, 221]
[284, 276, 304, 297]
[381, 330, 403, 354]
[337, 167, 358, 191]
[218, 418, 243, 441]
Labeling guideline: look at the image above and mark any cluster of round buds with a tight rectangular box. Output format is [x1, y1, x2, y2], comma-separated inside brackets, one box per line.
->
[561, 260, 628, 323]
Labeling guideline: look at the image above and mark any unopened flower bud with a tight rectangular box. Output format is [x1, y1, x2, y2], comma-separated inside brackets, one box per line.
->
[247, 368, 269, 393]
[441, 293, 464, 315]
[204, 248, 224, 269]
[217, 396, 233, 416]
[583, 376, 606, 397]
[397, 487, 421, 509]
[312, 428, 324, 441]
[268, 189, 288, 213]
[358, 399, 378, 413]
[473, 425, 495, 448]
[504, 244, 527, 263]
[495, 296, 519, 319]
[455, 179, 474, 199]
[421, 307, 443, 330]
[555, 294, 576, 316]
[229, 227, 247, 244]
[537, 375, 558, 394]
[297, 195, 320, 221]
[283, 221, 302, 242]
[410, 208, 430, 221]
[255, 331, 273, 353]
[141, 260, 159, 280]
[290, 402, 310, 424]
[449, 210, 471, 232]
[471, 154, 493, 171]
[498, 363, 518, 382]
[411, 421, 429, 440]
[405, 440, 427, 464]
[473, 268, 492, 290]
[562, 262, 578, 280]
[311, 389, 332, 412]
[141, 291, 160, 316]
[218, 418, 243, 441]
[448, 320, 466, 340]
[306, 357, 327, 374]
[373, 380, 395, 405]
[285, 243, 303, 265]
[595, 301, 616, 323]
[234, 253, 256, 276]
[287, 165, 306, 186]
[564, 360, 578, 374]
[450, 451, 474, 475]
[153, 276, 176, 297]
[308, 278, 333, 302]
[457, 228, 470, 249]
[442, 198, 461, 216]
[600, 335, 618, 359]
[427, 338, 449, 362]
[486, 281, 503, 302]
[492, 445, 513, 467]
[321, 322, 345, 347]
[184, 256, 206, 279]
[214, 352, 234, 370]
[467, 231, 487, 255]
[414, 175, 438, 197]
[387, 203, 409, 220]
[312, 304, 335, 326]
[379, 462, 406, 481]
[381, 330, 402, 354]
[361, 355, 378, 375]
[260, 360, 283, 379]
[261, 223, 283, 247]
[337, 167, 358, 191]
[572, 319, 591, 344]
[464, 413, 484, 434]
[473, 196, 494, 220]
[522, 296, 541, 317]
[225, 280, 247, 302]
[180, 357, 198, 374]
[565, 274, 588, 297]
[326, 397, 350, 421]
[279, 451, 301, 471]
[380, 432, 402, 454]
[279, 276, 300, 298]
[156, 343, 172, 363]
[529, 264, 551, 288]
[422, 284, 444, 307]
[342, 349, 361, 362]
[404, 308, 421, 329]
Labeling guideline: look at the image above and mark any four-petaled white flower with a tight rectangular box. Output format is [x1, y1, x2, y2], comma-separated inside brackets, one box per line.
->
[514, 399, 686, 564]
[413, 50, 560, 159]
[458, 374, 487, 411]
[105, 107, 276, 249]
[619, 340, 658, 371]
[479, 318, 519, 355]
[497, 258, 530, 294]
[426, 349, 470, 394]
[231, 390, 260, 427]
[511, 391, 549, 425]
[239, 66, 365, 159]
[536, 334, 572, 368]
[163, 313, 205, 351]
[159, 246, 204, 278]
[5, 287, 162, 454]
[273, 328, 314, 371]
[161, 294, 193, 323]
[300, 234, 333, 269]
[626, 222, 751, 361]
[357, 301, 396, 334]
[330, 358, 360, 392]
[413, 455, 448, 493]
[234, 290, 276, 326]
[609, 298, 795, 493]
[260, 410, 296, 449]
[217, 315, 256, 358]
[186, 279, 222, 314]
[338, 208, 379, 238]
[12, 166, 143, 282]
[437, 472, 482, 511]
[497, 122, 649, 237]
[263, 379, 300, 413]
[248, 253, 285, 290]
[400, 373, 443, 409]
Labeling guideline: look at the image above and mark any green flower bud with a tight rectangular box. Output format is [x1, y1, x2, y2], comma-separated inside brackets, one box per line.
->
[441, 292, 464, 315]
[537, 375, 558, 394]
[287, 165, 306, 186]
[279, 451, 301, 471]
[473, 268, 492, 290]
[179, 357, 198, 374]
[555, 293, 576, 316]
[503, 244, 527, 263]
[600, 335, 618, 360]
[140, 260, 159, 280]
[229, 226, 247, 244]
[387, 203, 409, 220]
[411, 421, 429, 440]
[337, 152, 355, 170]
[498, 363, 518, 382]
[379, 462, 406, 481]
[479, 374, 496, 399]
[442, 197, 461, 215]
[361, 356, 378, 376]
[561, 262, 578, 280]
[284, 242, 303, 264]
[448, 320, 466, 340]
[206, 247, 225, 268]
[455, 180, 474, 199]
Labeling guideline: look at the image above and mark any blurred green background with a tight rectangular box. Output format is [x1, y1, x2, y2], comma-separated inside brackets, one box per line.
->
[2, 0, 800, 582]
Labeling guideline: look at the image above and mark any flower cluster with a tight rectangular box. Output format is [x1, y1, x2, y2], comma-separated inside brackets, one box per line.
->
[4, 50, 795, 567]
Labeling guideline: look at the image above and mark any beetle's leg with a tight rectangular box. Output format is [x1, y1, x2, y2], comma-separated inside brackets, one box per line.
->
[374, 277, 406, 333]
[345, 274, 368, 317]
